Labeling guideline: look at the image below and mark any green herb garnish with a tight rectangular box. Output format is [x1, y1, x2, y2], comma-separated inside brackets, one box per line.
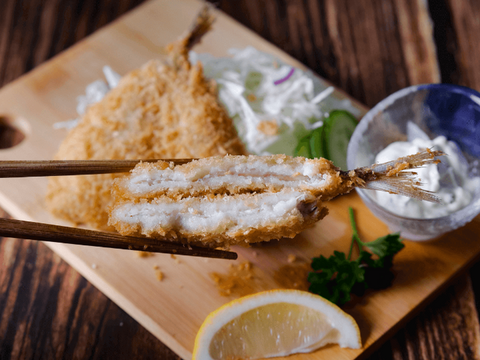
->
[308, 207, 404, 305]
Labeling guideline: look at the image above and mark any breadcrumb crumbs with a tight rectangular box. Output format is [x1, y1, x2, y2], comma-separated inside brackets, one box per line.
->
[273, 262, 310, 291]
[210, 261, 258, 297]
[257, 119, 279, 136]
[386, 162, 410, 177]
[170, 254, 181, 264]
[137, 251, 154, 258]
[155, 270, 164, 281]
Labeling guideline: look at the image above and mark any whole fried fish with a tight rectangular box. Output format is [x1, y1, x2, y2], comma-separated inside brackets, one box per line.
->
[46, 7, 247, 230]
[108, 150, 444, 248]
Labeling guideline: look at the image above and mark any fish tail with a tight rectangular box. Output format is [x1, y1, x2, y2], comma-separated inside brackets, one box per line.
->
[183, 5, 216, 50]
[345, 149, 446, 203]
[167, 4, 215, 69]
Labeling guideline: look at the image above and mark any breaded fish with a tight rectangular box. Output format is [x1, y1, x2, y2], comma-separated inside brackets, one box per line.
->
[46, 7, 247, 230]
[110, 190, 327, 246]
[108, 150, 444, 248]
[111, 155, 344, 200]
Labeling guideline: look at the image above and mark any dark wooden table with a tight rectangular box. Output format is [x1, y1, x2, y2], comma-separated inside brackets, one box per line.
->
[1, 0, 480, 359]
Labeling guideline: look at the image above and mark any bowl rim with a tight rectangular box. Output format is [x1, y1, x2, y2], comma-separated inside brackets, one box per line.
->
[347, 83, 480, 224]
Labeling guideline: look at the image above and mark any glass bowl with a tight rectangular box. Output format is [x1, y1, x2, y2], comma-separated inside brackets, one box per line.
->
[347, 84, 480, 241]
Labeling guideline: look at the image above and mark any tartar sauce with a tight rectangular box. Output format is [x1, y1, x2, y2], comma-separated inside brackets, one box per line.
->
[374, 135, 480, 218]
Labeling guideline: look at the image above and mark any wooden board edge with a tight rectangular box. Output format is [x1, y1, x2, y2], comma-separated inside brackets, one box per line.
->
[43, 241, 193, 360]
[356, 242, 480, 360]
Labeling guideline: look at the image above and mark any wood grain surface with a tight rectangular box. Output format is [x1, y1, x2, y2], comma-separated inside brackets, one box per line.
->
[1, 0, 480, 359]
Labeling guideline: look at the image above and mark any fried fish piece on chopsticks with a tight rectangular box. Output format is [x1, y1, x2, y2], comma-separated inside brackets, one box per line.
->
[46, 6, 247, 230]
[112, 155, 344, 200]
[108, 150, 444, 248]
[110, 190, 327, 246]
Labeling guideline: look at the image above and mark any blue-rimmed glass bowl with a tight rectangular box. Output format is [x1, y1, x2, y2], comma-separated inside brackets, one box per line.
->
[347, 84, 480, 240]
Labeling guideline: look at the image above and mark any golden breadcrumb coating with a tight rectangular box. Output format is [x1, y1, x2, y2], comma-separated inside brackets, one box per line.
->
[107, 150, 444, 247]
[108, 154, 343, 247]
[109, 190, 328, 248]
[112, 154, 345, 201]
[46, 10, 247, 230]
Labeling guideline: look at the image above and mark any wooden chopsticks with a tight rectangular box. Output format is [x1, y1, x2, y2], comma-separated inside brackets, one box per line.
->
[0, 158, 237, 259]
[0, 218, 237, 260]
[0, 159, 195, 177]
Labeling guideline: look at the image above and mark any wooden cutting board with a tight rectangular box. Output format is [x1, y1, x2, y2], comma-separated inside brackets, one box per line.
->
[0, 0, 479, 359]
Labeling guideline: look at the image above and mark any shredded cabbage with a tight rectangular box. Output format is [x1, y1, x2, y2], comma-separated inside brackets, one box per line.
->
[54, 66, 121, 129]
[57, 47, 360, 157]
[190, 47, 358, 155]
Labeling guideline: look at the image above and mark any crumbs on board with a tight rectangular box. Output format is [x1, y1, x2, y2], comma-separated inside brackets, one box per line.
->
[137, 251, 155, 258]
[171, 254, 181, 264]
[210, 257, 311, 297]
[210, 261, 258, 297]
[155, 269, 164, 281]
[273, 262, 310, 291]
[152, 265, 164, 281]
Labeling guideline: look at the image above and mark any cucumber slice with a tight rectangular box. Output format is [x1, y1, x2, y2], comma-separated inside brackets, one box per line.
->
[294, 136, 313, 158]
[309, 126, 327, 159]
[322, 110, 357, 170]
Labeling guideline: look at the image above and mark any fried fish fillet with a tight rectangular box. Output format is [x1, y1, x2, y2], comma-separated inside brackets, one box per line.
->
[110, 190, 327, 247]
[109, 151, 444, 248]
[111, 154, 346, 200]
[46, 7, 247, 230]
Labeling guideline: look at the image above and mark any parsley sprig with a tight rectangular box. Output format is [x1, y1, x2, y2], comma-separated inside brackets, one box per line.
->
[308, 207, 404, 305]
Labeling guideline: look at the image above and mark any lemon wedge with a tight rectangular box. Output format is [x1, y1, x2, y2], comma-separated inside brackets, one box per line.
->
[192, 289, 361, 359]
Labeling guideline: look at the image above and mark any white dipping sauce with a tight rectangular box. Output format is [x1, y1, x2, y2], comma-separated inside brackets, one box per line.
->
[374, 135, 480, 219]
